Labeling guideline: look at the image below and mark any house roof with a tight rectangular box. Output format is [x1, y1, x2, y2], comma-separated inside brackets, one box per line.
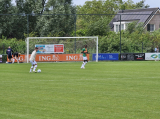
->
[109, 7, 159, 30]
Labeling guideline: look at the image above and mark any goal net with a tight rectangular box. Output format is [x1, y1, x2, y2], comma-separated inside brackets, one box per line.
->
[25, 37, 98, 63]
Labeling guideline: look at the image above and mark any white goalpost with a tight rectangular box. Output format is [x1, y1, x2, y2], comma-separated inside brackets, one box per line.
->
[25, 36, 98, 63]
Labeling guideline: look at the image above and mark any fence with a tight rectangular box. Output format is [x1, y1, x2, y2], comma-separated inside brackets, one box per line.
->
[0, 13, 160, 58]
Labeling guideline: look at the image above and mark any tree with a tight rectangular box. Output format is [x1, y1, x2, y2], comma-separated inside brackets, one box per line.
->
[125, 21, 144, 34]
[35, 0, 76, 37]
[86, 17, 110, 36]
[0, 0, 49, 39]
[120, 0, 149, 10]
[76, 0, 120, 36]
[135, 0, 149, 9]
[12, 0, 48, 39]
[0, 0, 14, 38]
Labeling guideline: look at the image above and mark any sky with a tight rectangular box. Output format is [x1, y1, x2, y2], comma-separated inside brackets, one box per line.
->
[72, 0, 160, 8]
[11, 0, 159, 8]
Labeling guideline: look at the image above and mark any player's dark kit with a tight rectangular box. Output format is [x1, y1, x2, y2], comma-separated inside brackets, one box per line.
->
[13, 52, 19, 57]
[6, 47, 13, 63]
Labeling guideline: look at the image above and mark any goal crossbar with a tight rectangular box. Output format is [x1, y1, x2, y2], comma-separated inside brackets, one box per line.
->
[26, 36, 98, 63]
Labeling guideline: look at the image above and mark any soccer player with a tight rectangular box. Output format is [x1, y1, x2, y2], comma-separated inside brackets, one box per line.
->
[6, 46, 13, 63]
[81, 45, 88, 69]
[12, 52, 21, 63]
[29, 47, 38, 73]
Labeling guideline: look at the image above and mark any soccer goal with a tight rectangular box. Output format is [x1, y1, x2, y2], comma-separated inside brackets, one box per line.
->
[25, 36, 98, 63]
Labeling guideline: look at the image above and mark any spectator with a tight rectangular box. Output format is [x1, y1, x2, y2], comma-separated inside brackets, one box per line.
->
[155, 46, 159, 61]
[155, 46, 159, 53]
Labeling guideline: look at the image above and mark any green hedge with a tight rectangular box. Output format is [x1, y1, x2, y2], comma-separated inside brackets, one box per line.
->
[0, 37, 26, 54]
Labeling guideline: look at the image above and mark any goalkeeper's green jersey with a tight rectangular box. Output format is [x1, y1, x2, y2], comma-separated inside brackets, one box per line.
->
[82, 48, 88, 57]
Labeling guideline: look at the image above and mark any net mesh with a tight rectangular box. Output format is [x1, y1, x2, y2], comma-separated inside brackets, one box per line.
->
[25, 37, 98, 62]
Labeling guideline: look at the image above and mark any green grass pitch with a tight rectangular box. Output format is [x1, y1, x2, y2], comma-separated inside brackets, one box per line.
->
[0, 61, 160, 119]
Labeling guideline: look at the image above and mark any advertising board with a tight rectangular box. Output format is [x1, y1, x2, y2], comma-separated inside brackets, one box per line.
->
[121, 53, 145, 61]
[145, 53, 160, 60]
[12, 54, 89, 62]
[134, 53, 145, 60]
[92, 53, 119, 61]
[36, 54, 89, 61]
[54, 45, 64, 53]
[35, 44, 64, 53]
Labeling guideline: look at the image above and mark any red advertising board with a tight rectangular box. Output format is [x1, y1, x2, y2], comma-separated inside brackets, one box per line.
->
[9, 54, 89, 62]
[54, 45, 64, 53]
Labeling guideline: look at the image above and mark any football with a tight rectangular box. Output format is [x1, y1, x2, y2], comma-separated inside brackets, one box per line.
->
[37, 69, 41, 73]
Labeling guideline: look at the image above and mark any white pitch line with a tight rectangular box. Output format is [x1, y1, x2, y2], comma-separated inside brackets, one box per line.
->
[1, 77, 160, 82]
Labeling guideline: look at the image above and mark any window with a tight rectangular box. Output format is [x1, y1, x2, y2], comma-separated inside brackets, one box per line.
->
[115, 24, 124, 32]
[121, 24, 124, 30]
[116, 25, 119, 32]
[150, 24, 155, 31]
[147, 24, 155, 32]
[113, 22, 130, 32]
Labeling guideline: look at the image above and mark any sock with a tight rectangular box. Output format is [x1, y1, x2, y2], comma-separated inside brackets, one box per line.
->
[81, 62, 85, 68]
[12, 59, 15, 63]
[84, 62, 87, 67]
[18, 57, 20, 63]
[33, 64, 37, 71]
[30, 66, 33, 72]
[16, 58, 19, 63]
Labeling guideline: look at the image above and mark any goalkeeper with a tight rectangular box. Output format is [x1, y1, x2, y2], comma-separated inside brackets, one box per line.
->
[81, 45, 88, 69]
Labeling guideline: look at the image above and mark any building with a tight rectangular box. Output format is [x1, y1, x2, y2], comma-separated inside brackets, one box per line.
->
[109, 7, 160, 32]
